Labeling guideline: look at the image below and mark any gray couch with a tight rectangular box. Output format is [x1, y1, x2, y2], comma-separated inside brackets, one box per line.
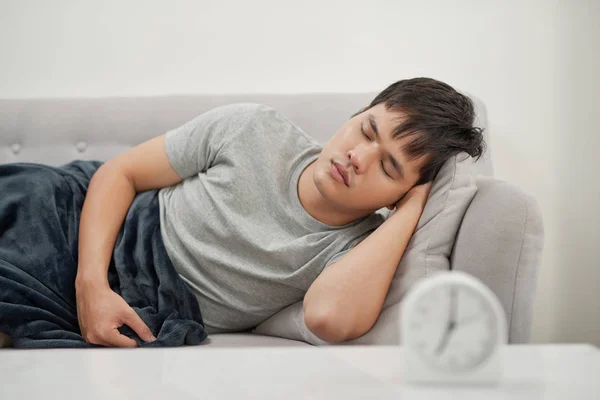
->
[0, 93, 544, 348]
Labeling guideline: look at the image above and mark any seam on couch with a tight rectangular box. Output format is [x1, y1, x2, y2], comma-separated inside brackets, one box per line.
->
[448, 180, 480, 265]
[509, 189, 529, 343]
[424, 156, 458, 276]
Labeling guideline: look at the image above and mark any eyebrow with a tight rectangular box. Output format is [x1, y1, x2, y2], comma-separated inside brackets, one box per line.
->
[368, 114, 404, 179]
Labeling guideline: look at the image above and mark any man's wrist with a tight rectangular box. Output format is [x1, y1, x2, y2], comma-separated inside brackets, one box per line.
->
[393, 195, 427, 216]
[75, 272, 110, 293]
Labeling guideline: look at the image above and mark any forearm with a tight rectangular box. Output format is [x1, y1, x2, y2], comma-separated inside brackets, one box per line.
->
[75, 163, 136, 291]
[303, 198, 423, 342]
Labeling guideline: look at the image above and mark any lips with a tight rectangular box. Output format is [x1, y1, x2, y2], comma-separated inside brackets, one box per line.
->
[332, 162, 349, 186]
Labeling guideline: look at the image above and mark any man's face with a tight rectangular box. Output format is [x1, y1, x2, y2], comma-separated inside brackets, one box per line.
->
[313, 103, 429, 214]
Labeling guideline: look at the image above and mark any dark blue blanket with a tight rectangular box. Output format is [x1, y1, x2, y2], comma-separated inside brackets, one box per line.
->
[0, 160, 208, 348]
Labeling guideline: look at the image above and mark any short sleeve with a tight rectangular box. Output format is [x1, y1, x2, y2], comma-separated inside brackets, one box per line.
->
[324, 231, 373, 269]
[325, 248, 352, 268]
[164, 103, 262, 179]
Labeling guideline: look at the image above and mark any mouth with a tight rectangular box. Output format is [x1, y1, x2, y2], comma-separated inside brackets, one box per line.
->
[331, 161, 349, 187]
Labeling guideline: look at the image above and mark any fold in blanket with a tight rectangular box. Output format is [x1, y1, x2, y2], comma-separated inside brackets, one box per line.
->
[0, 160, 208, 348]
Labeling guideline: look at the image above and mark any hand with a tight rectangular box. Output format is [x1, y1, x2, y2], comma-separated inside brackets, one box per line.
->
[75, 282, 156, 348]
[388, 182, 433, 214]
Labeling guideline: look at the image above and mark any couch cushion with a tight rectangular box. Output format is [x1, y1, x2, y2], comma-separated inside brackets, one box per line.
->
[200, 333, 310, 347]
[0, 331, 310, 348]
[254, 152, 479, 345]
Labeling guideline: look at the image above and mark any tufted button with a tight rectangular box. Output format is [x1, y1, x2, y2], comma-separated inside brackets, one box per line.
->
[76, 141, 87, 153]
[11, 143, 21, 155]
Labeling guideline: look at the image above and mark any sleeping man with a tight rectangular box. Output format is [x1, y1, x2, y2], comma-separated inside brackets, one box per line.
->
[0, 77, 484, 348]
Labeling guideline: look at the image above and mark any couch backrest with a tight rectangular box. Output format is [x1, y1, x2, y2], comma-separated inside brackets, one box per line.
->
[0, 93, 492, 174]
[0, 94, 369, 165]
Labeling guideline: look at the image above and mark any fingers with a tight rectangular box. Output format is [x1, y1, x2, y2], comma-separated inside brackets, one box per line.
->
[84, 328, 138, 348]
[102, 330, 139, 348]
[84, 311, 156, 348]
[123, 309, 157, 343]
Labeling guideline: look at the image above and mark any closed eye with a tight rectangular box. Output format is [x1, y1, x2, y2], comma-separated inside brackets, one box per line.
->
[361, 125, 392, 179]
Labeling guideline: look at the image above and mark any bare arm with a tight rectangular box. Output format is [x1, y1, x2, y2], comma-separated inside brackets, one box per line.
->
[75, 134, 181, 288]
[303, 183, 431, 343]
[75, 134, 183, 347]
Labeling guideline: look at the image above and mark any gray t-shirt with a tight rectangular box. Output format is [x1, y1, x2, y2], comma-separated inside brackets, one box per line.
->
[158, 103, 385, 334]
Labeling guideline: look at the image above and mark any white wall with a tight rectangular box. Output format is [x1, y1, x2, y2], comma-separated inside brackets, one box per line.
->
[1, 0, 598, 346]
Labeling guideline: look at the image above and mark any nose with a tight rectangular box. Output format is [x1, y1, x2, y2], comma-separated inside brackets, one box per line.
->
[347, 143, 379, 174]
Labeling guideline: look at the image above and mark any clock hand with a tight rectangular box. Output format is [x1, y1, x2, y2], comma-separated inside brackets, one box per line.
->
[434, 287, 458, 356]
[433, 323, 454, 356]
[449, 286, 458, 324]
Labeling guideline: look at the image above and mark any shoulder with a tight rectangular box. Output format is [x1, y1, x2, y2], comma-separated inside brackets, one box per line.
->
[195, 103, 283, 129]
[177, 103, 279, 136]
[216, 103, 302, 135]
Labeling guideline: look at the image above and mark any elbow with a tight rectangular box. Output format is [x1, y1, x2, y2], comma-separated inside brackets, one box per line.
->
[304, 308, 354, 343]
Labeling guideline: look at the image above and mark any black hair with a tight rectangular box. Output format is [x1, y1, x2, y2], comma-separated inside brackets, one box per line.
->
[353, 77, 486, 185]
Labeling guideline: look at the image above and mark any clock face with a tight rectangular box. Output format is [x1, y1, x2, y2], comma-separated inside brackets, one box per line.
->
[406, 282, 499, 373]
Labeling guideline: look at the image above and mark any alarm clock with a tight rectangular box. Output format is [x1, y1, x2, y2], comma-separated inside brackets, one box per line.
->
[400, 270, 507, 385]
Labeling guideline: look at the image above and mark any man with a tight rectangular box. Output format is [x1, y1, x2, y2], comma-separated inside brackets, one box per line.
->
[2, 77, 484, 348]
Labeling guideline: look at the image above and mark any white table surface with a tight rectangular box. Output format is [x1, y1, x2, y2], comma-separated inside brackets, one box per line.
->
[1, 344, 598, 399]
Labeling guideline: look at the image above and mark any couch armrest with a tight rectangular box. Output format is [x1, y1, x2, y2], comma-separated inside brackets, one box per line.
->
[450, 177, 545, 343]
